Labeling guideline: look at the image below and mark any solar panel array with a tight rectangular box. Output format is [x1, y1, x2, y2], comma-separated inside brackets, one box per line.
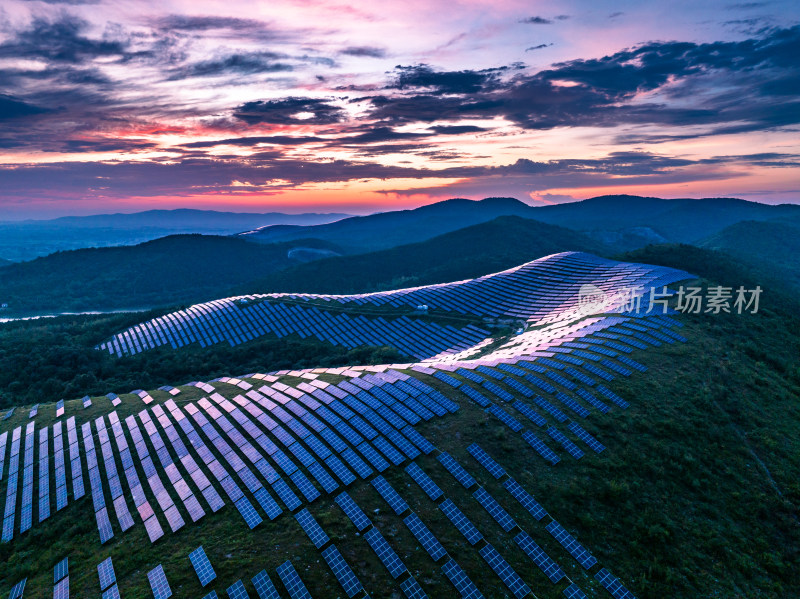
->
[189, 546, 217, 587]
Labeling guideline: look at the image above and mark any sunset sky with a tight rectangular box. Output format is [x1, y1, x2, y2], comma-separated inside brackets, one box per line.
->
[0, 0, 798, 219]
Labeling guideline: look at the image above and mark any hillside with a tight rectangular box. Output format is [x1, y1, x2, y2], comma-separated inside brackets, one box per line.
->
[0, 209, 350, 262]
[699, 219, 800, 292]
[0, 235, 343, 315]
[242, 215, 609, 295]
[239, 197, 540, 252]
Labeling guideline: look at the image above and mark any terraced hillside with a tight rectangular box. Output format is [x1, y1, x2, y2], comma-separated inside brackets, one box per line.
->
[2, 252, 798, 599]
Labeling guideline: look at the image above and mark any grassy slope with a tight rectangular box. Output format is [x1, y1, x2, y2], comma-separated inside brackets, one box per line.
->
[1, 301, 798, 598]
[243, 216, 609, 295]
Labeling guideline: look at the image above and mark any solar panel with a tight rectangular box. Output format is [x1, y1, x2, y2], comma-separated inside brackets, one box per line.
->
[227, 580, 251, 599]
[202, 593, 219, 599]
[8, 579, 26, 599]
[405, 463, 443, 501]
[441, 559, 483, 599]
[562, 583, 589, 599]
[567, 422, 605, 453]
[595, 568, 636, 599]
[440, 499, 483, 545]
[235, 496, 263, 529]
[101, 585, 120, 599]
[54, 557, 69, 583]
[271, 479, 301, 511]
[295, 508, 330, 548]
[521, 431, 561, 465]
[321, 545, 363, 598]
[503, 478, 547, 520]
[53, 577, 69, 599]
[514, 531, 565, 583]
[147, 565, 172, 599]
[546, 520, 597, 569]
[251, 570, 280, 599]
[276, 561, 312, 599]
[487, 405, 523, 432]
[437, 452, 476, 489]
[466, 444, 506, 479]
[512, 401, 547, 428]
[547, 427, 584, 459]
[371, 476, 409, 515]
[189, 546, 217, 587]
[97, 557, 116, 591]
[364, 528, 407, 578]
[403, 512, 447, 561]
[399, 577, 428, 599]
[335, 492, 371, 531]
[478, 544, 531, 599]
[472, 488, 517, 532]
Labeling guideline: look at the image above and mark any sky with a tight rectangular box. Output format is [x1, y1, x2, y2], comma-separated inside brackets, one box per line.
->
[0, 0, 798, 219]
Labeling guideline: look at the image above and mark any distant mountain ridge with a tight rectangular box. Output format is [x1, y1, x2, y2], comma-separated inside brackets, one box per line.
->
[239, 194, 800, 253]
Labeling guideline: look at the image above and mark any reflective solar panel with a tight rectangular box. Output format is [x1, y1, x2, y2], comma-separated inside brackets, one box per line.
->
[567, 422, 605, 453]
[441, 559, 483, 599]
[251, 570, 280, 599]
[276, 561, 312, 599]
[437, 452, 476, 489]
[189, 546, 217, 587]
[335, 492, 371, 531]
[53, 577, 69, 599]
[234, 496, 263, 529]
[295, 508, 330, 549]
[321, 545, 364, 598]
[466, 444, 506, 479]
[405, 463, 443, 501]
[478, 544, 530, 599]
[8, 579, 26, 599]
[101, 585, 120, 599]
[147, 565, 172, 599]
[371, 476, 409, 515]
[271, 479, 301, 511]
[562, 583, 589, 599]
[226, 580, 251, 599]
[440, 499, 483, 545]
[594, 568, 636, 599]
[399, 577, 428, 599]
[487, 405, 523, 433]
[97, 557, 116, 591]
[547, 427, 584, 459]
[546, 520, 597, 570]
[521, 431, 560, 465]
[472, 488, 517, 532]
[54, 557, 69, 583]
[403, 512, 446, 561]
[514, 531, 565, 583]
[364, 528, 407, 578]
[503, 478, 547, 520]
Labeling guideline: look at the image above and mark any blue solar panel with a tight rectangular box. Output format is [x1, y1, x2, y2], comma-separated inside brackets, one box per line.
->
[399, 577, 428, 599]
[466, 444, 506, 479]
[365, 528, 407, 578]
[234, 496, 263, 529]
[97, 558, 116, 591]
[276, 561, 311, 599]
[321, 545, 363, 598]
[335, 492, 371, 531]
[472, 488, 517, 532]
[147, 564, 172, 599]
[227, 580, 251, 599]
[54, 557, 69, 583]
[272, 479, 302, 511]
[563, 583, 589, 599]
[441, 559, 483, 599]
[405, 463, 443, 501]
[437, 452, 476, 489]
[487, 405, 523, 432]
[189, 546, 217, 587]
[512, 401, 547, 428]
[478, 544, 530, 599]
[503, 478, 547, 520]
[514, 531, 565, 583]
[546, 520, 597, 569]
[595, 568, 636, 599]
[547, 427, 584, 459]
[403, 512, 446, 561]
[521, 431, 561, 465]
[440, 499, 483, 545]
[295, 508, 330, 549]
[371, 476, 410, 515]
[251, 570, 280, 599]
[567, 422, 605, 453]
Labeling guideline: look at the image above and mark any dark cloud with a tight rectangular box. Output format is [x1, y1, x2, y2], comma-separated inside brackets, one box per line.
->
[389, 64, 498, 93]
[169, 52, 294, 79]
[341, 46, 386, 58]
[152, 15, 271, 32]
[58, 139, 157, 153]
[0, 16, 127, 63]
[338, 126, 431, 144]
[520, 17, 553, 25]
[233, 97, 346, 125]
[182, 135, 326, 148]
[727, 2, 768, 8]
[429, 125, 486, 134]
[0, 95, 50, 121]
[608, 12, 624, 19]
[526, 44, 552, 51]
